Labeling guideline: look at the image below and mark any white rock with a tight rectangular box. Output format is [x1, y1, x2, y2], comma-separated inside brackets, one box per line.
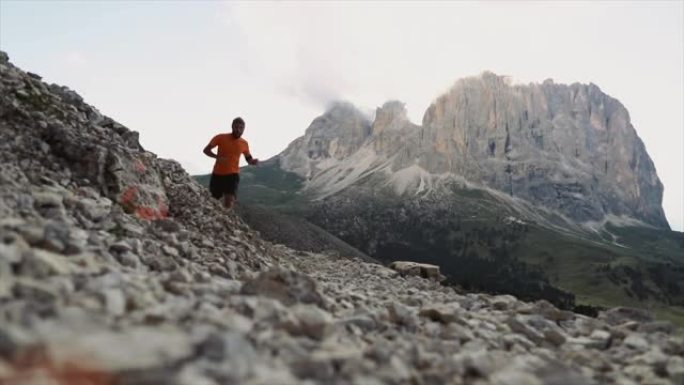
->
[419, 303, 461, 323]
[101, 288, 126, 316]
[176, 365, 218, 385]
[490, 368, 543, 385]
[282, 304, 333, 340]
[20, 248, 74, 277]
[588, 329, 612, 350]
[623, 334, 650, 350]
[45, 326, 193, 372]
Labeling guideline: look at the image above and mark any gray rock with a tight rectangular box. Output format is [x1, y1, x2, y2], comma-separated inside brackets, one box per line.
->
[32, 191, 66, 221]
[281, 304, 333, 340]
[503, 333, 536, 351]
[45, 327, 194, 372]
[666, 356, 684, 384]
[116, 251, 142, 268]
[491, 295, 519, 311]
[0, 326, 18, 359]
[507, 316, 544, 346]
[291, 354, 335, 381]
[75, 196, 112, 222]
[622, 364, 664, 385]
[543, 328, 567, 347]
[100, 287, 126, 316]
[339, 314, 377, 333]
[154, 218, 182, 233]
[561, 349, 612, 374]
[42, 221, 72, 253]
[240, 268, 324, 307]
[19, 248, 74, 277]
[664, 336, 684, 356]
[637, 321, 675, 334]
[419, 303, 461, 324]
[534, 360, 595, 385]
[623, 334, 650, 351]
[631, 347, 668, 373]
[565, 336, 607, 351]
[176, 365, 219, 385]
[13, 278, 60, 304]
[490, 368, 543, 385]
[389, 261, 445, 281]
[0, 230, 29, 264]
[599, 307, 654, 326]
[387, 302, 418, 328]
[587, 329, 612, 350]
[0, 264, 12, 299]
[529, 300, 575, 322]
[197, 330, 256, 381]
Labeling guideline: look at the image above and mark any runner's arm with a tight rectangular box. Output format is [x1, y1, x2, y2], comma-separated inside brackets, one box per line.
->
[203, 143, 217, 158]
[243, 142, 258, 165]
[244, 153, 259, 165]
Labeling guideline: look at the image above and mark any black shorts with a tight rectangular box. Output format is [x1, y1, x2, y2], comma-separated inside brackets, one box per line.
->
[209, 173, 240, 199]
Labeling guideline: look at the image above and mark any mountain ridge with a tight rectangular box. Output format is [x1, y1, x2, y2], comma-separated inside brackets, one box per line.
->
[277, 72, 667, 229]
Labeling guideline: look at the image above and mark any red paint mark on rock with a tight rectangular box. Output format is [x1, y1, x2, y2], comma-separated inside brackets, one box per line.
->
[157, 195, 169, 218]
[135, 206, 166, 220]
[133, 160, 146, 173]
[119, 185, 168, 220]
[4, 348, 114, 385]
[120, 186, 138, 205]
[119, 185, 139, 216]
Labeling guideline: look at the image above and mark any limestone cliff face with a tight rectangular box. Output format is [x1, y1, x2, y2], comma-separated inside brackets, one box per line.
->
[421, 73, 667, 228]
[371, 100, 411, 135]
[370, 101, 422, 171]
[277, 73, 668, 229]
[279, 102, 371, 179]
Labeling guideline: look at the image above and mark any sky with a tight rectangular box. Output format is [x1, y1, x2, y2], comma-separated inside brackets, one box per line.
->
[0, 0, 682, 231]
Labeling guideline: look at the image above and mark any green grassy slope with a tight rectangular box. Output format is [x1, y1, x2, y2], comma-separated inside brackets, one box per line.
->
[516, 223, 684, 324]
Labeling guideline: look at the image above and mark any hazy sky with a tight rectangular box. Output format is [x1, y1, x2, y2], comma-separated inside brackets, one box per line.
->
[1, 1, 682, 230]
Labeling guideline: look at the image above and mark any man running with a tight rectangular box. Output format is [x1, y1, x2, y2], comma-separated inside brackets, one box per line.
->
[203, 117, 258, 209]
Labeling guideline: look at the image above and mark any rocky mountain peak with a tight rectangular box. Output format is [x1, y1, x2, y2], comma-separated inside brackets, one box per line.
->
[309, 101, 371, 146]
[420, 72, 667, 227]
[371, 100, 409, 135]
[320, 100, 368, 122]
[280, 70, 668, 228]
[279, 101, 371, 178]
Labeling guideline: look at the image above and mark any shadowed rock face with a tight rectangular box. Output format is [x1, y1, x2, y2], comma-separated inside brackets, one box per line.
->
[278, 73, 668, 228]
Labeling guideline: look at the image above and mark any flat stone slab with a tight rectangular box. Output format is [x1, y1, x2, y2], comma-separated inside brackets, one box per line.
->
[389, 261, 445, 281]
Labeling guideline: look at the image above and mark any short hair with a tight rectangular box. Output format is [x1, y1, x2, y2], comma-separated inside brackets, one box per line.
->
[232, 117, 245, 127]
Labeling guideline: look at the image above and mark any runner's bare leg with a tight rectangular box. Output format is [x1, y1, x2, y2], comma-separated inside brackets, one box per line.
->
[224, 194, 235, 209]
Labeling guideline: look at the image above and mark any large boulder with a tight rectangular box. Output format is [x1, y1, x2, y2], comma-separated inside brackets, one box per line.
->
[389, 261, 446, 282]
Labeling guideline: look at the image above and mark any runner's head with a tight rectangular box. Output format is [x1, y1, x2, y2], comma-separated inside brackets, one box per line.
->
[231, 117, 245, 138]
